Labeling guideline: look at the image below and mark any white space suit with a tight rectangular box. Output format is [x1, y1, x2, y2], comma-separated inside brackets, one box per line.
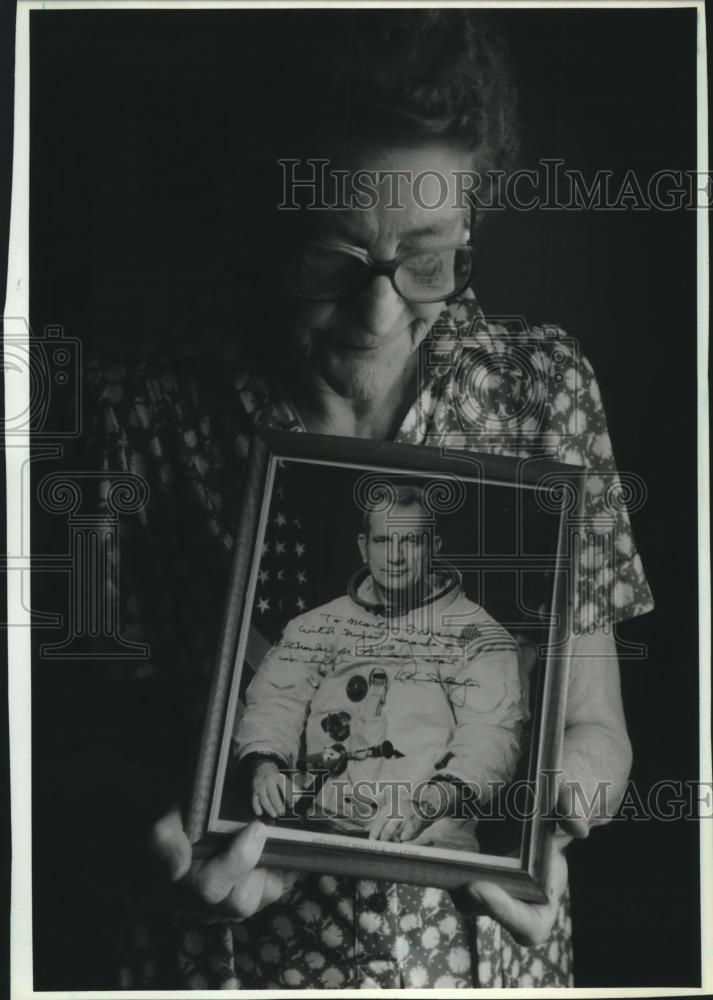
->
[235, 568, 527, 841]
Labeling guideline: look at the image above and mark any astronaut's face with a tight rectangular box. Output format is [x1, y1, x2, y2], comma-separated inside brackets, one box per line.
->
[358, 503, 441, 599]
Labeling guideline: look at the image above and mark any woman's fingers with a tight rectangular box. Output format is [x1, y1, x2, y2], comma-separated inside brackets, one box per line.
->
[468, 880, 554, 946]
[217, 867, 270, 917]
[149, 810, 292, 920]
[149, 803, 192, 882]
[554, 772, 592, 839]
[557, 813, 590, 839]
[259, 869, 293, 909]
[217, 867, 299, 918]
[466, 841, 569, 946]
[184, 821, 268, 907]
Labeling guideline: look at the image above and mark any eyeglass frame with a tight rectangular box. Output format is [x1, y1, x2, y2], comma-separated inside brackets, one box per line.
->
[283, 238, 475, 305]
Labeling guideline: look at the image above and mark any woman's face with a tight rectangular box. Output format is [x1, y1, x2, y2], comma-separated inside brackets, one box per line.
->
[287, 141, 473, 401]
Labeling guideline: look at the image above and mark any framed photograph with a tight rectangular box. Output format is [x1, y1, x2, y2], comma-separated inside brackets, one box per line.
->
[187, 430, 583, 902]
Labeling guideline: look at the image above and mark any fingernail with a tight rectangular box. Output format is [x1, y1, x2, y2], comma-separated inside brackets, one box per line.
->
[166, 847, 187, 882]
[265, 871, 283, 897]
[468, 881, 496, 903]
[252, 821, 267, 841]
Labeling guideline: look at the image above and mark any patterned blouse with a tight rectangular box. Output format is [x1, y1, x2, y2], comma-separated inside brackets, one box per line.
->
[87, 291, 653, 989]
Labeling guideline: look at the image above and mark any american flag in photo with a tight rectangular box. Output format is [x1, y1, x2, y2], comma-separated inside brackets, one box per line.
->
[252, 465, 313, 641]
[233, 462, 316, 739]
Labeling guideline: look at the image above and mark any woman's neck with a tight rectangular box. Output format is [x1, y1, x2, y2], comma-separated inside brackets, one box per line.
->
[283, 354, 420, 441]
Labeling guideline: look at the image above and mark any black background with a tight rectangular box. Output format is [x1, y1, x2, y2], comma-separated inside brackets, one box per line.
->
[12, 4, 703, 990]
[256, 464, 562, 622]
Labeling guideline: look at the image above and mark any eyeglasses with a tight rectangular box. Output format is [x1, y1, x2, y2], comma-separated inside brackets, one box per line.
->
[283, 241, 473, 304]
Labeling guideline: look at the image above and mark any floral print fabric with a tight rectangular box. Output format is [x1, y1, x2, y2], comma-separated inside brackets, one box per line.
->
[119, 876, 573, 989]
[88, 291, 651, 989]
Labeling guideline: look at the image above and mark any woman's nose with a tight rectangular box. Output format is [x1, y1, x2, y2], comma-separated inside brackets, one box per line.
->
[353, 275, 405, 336]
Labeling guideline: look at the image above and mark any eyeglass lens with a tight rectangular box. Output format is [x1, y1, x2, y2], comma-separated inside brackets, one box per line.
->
[285, 246, 472, 303]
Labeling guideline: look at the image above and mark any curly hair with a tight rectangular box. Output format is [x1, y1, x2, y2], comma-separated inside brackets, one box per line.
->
[222, 10, 520, 298]
[275, 10, 520, 174]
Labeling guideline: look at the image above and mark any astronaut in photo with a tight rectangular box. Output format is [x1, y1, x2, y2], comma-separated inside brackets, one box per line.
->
[234, 484, 527, 847]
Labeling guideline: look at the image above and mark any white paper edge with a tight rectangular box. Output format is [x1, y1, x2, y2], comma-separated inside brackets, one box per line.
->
[4, 1, 710, 998]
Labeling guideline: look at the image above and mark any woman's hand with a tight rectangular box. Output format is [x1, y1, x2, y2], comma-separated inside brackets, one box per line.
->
[463, 770, 588, 947]
[149, 804, 298, 919]
[466, 829, 572, 946]
[458, 770, 595, 945]
[463, 626, 631, 945]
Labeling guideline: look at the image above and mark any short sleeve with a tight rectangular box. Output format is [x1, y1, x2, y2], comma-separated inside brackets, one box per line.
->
[538, 341, 655, 629]
[416, 296, 655, 631]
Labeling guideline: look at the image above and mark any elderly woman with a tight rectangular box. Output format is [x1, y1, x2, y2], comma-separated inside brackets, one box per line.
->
[90, 10, 652, 989]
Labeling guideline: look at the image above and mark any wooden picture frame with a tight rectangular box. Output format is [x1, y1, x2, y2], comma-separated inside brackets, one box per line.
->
[187, 430, 583, 902]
